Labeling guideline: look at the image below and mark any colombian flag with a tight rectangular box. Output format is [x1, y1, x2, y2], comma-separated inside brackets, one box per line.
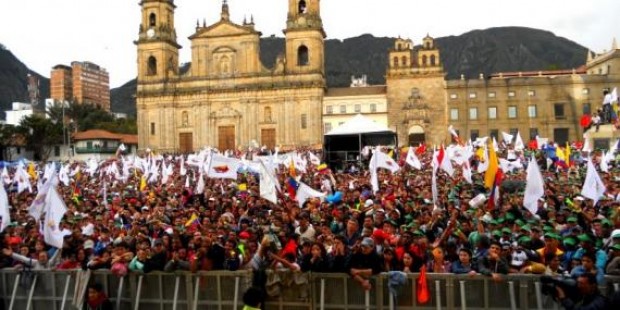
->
[317, 163, 329, 174]
[185, 213, 201, 228]
[484, 141, 499, 189]
[286, 177, 299, 200]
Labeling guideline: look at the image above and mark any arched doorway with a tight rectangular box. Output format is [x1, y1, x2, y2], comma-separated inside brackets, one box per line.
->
[408, 125, 425, 146]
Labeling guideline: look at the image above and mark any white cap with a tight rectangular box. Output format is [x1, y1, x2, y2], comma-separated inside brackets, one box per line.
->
[611, 229, 620, 239]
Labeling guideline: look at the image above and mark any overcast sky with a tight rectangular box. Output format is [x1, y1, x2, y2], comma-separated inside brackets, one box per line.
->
[1, 0, 618, 88]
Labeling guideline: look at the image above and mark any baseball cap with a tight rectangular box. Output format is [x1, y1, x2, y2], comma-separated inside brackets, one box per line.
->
[360, 237, 375, 248]
[611, 229, 620, 239]
[84, 239, 95, 250]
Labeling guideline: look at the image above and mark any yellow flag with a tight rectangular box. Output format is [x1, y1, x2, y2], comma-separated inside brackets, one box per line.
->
[27, 163, 37, 180]
[139, 176, 147, 191]
[556, 147, 566, 163]
[476, 147, 486, 162]
[565, 142, 571, 165]
[484, 142, 498, 189]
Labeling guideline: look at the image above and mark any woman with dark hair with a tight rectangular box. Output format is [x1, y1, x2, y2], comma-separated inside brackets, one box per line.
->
[452, 248, 477, 275]
[401, 251, 415, 273]
[380, 247, 400, 272]
[301, 242, 329, 272]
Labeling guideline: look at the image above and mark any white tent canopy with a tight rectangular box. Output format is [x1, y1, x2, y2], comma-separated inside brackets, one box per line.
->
[325, 114, 394, 136]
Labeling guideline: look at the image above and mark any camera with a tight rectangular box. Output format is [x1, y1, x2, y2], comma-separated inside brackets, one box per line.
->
[540, 276, 578, 301]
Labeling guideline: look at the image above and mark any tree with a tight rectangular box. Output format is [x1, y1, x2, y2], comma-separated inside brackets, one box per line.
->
[18, 114, 62, 162]
[47, 100, 116, 132]
[0, 124, 18, 161]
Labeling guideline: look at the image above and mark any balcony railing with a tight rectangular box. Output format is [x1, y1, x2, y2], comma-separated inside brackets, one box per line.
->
[74, 147, 117, 154]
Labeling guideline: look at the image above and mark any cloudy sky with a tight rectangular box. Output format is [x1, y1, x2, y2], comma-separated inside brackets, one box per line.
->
[1, 0, 618, 87]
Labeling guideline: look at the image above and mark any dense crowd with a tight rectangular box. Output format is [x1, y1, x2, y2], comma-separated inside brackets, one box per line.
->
[0, 142, 619, 297]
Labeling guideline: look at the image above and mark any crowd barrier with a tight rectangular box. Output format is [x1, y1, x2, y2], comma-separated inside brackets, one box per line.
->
[1, 269, 619, 310]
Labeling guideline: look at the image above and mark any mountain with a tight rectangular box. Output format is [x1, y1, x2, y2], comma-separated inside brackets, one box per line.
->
[0, 45, 49, 117]
[1, 27, 588, 117]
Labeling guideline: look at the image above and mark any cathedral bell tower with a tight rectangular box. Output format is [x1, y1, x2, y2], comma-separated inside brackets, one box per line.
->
[135, 0, 181, 81]
[284, 0, 326, 75]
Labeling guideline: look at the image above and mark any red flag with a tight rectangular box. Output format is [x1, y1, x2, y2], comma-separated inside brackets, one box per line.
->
[417, 266, 430, 304]
[528, 139, 538, 150]
[415, 143, 427, 155]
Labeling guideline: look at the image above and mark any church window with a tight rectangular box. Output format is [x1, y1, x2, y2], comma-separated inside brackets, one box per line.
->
[264, 107, 272, 122]
[149, 13, 157, 27]
[297, 45, 309, 66]
[425, 42, 431, 49]
[298, 0, 307, 14]
[401, 56, 407, 66]
[393, 56, 399, 67]
[370, 104, 377, 112]
[147, 56, 157, 76]
[430, 55, 436, 66]
[150, 123, 156, 135]
[301, 114, 308, 129]
[422, 55, 428, 66]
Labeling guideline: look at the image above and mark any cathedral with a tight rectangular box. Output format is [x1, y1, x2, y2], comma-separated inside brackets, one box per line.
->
[136, 0, 327, 152]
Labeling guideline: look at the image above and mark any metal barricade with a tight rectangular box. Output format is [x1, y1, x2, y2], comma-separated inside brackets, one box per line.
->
[2, 270, 620, 310]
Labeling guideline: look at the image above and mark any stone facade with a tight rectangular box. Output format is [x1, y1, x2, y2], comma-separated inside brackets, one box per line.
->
[136, 0, 325, 152]
[137, 1, 620, 152]
[445, 46, 620, 145]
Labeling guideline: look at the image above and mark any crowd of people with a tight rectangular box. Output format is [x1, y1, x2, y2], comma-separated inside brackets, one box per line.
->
[0, 139, 619, 307]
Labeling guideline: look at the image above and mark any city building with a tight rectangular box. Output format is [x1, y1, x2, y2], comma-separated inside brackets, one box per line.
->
[72, 129, 138, 161]
[323, 75, 388, 134]
[137, 0, 620, 152]
[50, 61, 111, 110]
[445, 44, 620, 146]
[4, 102, 34, 126]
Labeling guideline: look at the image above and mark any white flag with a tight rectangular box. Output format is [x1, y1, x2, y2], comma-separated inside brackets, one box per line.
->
[523, 157, 545, 215]
[180, 157, 187, 176]
[296, 181, 325, 206]
[1, 167, 11, 185]
[369, 149, 400, 173]
[535, 136, 548, 150]
[432, 147, 454, 177]
[431, 160, 439, 205]
[462, 163, 473, 184]
[501, 132, 514, 144]
[308, 151, 321, 166]
[258, 161, 278, 204]
[582, 134, 592, 152]
[514, 132, 525, 151]
[492, 137, 500, 152]
[600, 151, 610, 173]
[195, 174, 205, 194]
[611, 87, 618, 104]
[43, 188, 68, 249]
[405, 147, 422, 170]
[207, 154, 241, 179]
[28, 170, 57, 220]
[0, 183, 10, 233]
[184, 176, 190, 188]
[581, 159, 606, 206]
[369, 148, 399, 193]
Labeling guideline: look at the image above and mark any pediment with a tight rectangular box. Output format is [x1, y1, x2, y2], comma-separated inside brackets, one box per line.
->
[189, 20, 260, 40]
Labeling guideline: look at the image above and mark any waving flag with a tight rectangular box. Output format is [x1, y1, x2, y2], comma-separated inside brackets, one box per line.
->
[484, 141, 499, 189]
[258, 161, 279, 204]
[514, 131, 525, 151]
[523, 156, 544, 215]
[0, 183, 10, 233]
[296, 181, 325, 206]
[433, 146, 454, 177]
[581, 158, 606, 205]
[501, 132, 514, 144]
[405, 146, 422, 170]
[207, 154, 241, 180]
[43, 188, 68, 249]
